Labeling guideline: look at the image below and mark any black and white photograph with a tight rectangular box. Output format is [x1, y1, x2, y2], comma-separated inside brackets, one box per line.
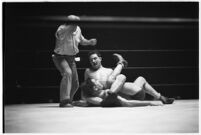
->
[3, 1, 199, 133]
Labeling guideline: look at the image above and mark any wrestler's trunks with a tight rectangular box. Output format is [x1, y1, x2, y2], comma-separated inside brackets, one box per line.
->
[101, 93, 122, 107]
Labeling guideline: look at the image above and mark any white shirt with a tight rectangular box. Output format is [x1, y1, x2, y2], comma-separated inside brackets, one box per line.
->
[54, 25, 86, 55]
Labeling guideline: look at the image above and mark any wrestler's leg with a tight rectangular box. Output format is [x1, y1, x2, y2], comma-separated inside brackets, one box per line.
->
[134, 76, 161, 99]
[120, 76, 161, 99]
[52, 55, 73, 107]
[107, 53, 127, 86]
[70, 60, 79, 102]
[107, 64, 124, 85]
[117, 96, 163, 107]
[109, 74, 126, 93]
[120, 76, 174, 104]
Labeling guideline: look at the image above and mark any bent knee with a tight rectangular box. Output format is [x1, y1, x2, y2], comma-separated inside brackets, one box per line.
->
[62, 68, 72, 77]
[116, 74, 126, 82]
[136, 76, 146, 83]
[107, 74, 126, 86]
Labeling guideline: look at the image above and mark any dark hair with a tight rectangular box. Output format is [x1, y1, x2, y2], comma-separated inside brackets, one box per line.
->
[88, 50, 101, 58]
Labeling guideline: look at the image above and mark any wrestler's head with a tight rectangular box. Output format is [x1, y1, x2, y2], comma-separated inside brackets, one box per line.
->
[88, 50, 102, 70]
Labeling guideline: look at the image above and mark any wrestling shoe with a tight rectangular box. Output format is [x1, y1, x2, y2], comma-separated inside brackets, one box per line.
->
[59, 99, 73, 107]
[113, 53, 128, 68]
[159, 96, 175, 104]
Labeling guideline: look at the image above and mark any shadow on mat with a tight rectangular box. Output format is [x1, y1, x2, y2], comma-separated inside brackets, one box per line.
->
[38, 105, 60, 108]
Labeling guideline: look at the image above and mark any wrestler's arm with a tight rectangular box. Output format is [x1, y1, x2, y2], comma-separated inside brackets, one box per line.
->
[84, 69, 89, 81]
[84, 69, 104, 90]
[83, 69, 106, 106]
[85, 97, 103, 105]
[80, 69, 89, 100]
[118, 96, 163, 106]
[80, 34, 97, 46]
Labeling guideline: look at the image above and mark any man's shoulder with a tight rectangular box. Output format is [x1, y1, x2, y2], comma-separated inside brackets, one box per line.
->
[85, 68, 89, 71]
[58, 25, 80, 29]
[58, 24, 66, 29]
[85, 67, 112, 73]
[57, 24, 71, 31]
[85, 68, 91, 74]
[102, 67, 113, 71]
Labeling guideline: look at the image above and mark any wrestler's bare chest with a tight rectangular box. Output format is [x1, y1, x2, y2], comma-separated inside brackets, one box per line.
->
[87, 67, 113, 87]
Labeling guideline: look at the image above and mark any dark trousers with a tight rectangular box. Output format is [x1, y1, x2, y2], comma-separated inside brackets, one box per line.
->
[52, 53, 79, 102]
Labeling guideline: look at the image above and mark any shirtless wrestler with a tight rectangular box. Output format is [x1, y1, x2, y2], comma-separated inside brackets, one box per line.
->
[80, 50, 174, 107]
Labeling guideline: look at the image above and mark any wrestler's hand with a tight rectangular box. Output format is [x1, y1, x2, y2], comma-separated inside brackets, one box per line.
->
[150, 101, 163, 106]
[91, 79, 103, 90]
[96, 81, 103, 90]
[90, 38, 97, 46]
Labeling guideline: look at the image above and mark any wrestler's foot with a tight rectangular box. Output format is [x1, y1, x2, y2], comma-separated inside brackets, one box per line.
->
[113, 53, 128, 67]
[59, 99, 73, 107]
[159, 96, 175, 104]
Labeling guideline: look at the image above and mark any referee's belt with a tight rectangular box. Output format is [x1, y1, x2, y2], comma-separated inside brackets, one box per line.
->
[52, 52, 75, 57]
[52, 52, 80, 61]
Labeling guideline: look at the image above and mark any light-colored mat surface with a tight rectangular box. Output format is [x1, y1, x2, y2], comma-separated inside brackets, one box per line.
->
[4, 100, 199, 133]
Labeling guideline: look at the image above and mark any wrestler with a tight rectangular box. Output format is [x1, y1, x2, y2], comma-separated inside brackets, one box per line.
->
[81, 50, 174, 107]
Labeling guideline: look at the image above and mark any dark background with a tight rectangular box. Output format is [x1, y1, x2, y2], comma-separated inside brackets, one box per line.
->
[3, 2, 199, 104]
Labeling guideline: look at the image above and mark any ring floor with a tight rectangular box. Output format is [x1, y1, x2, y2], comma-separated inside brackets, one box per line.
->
[4, 100, 199, 133]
